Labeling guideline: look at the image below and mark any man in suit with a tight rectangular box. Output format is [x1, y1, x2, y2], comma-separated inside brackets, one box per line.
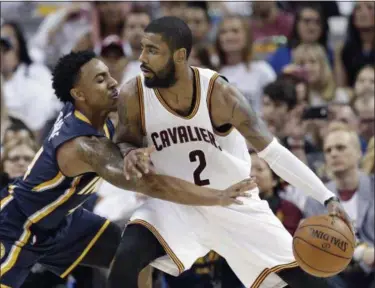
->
[304, 122, 374, 288]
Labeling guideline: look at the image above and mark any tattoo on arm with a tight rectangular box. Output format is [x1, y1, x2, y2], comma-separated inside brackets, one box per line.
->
[76, 136, 223, 206]
[212, 77, 273, 151]
[114, 78, 144, 155]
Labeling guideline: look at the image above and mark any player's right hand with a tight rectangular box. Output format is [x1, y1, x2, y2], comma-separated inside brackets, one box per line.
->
[219, 178, 257, 206]
[123, 146, 156, 180]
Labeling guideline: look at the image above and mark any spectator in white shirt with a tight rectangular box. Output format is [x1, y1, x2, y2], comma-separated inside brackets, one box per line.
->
[216, 15, 276, 112]
[1, 22, 61, 141]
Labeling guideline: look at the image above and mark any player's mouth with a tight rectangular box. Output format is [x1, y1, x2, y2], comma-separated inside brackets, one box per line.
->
[140, 66, 154, 76]
[111, 88, 119, 99]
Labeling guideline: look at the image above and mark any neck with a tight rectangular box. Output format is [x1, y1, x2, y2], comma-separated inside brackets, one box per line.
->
[225, 52, 243, 66]
[76, 106, 109, 130]
[360, 29, 374, 51]
[334, 168, 360, 190]
[158, 65, 193, 97]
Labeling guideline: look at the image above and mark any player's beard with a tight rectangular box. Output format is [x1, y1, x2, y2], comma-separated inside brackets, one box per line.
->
[143, 57, 177, 88]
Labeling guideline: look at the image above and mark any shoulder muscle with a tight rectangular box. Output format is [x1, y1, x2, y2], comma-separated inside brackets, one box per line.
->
[115, 77, 144, 146]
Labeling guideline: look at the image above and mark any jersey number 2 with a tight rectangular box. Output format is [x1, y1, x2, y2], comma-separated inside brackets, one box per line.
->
[189, 150, 210, 186]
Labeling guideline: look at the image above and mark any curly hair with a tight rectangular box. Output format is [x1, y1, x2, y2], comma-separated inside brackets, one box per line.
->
[52, 50, 97, 103]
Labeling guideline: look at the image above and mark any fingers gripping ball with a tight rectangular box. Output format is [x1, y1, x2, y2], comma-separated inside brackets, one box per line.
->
[293, 215, 355, 277]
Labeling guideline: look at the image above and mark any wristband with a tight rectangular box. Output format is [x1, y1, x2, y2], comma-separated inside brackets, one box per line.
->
[123, 148, 136, 157]
[324, 196, 340, 207]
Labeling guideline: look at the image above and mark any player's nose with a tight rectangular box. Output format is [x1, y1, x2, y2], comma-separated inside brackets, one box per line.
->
[139, 50, 148, 64]
[108, 76, 118, 89]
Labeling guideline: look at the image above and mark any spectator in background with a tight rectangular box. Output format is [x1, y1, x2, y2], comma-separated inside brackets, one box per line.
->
[362, 136, 374, 175]
[2, 118, 34, 147]
[304, 122, 374, 288]
[185, 2, 211, 46]
[268, 3, 332, 74]
[30, 2, 92, 69]
[216, 15, 276, 112]
[293, 43, 348, 106]
[189, 43, 216, 70]
[331, 104, 367, 152]
[1, 22, 61, 141]
[158, 1, 187, 19]
[352, 65, 374, 107]
[121, 6, 151, 83]
[74, 2, 130, 53]
[353, 95, 375, 146]
[251, 1, 294, 60]
[335, 2, 374, 87]
[250, 152, 303, 235]
[98, 35, 128, 84]
[0, 137, 37, 189]
[261, 79, 297, 139]
[0, 74, 10, 145]
[277, 70, 309, 115]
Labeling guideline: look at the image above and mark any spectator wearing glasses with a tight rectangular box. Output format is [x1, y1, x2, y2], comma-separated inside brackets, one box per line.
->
[0, 137, 37, 189]
[268, 3, 332, 75]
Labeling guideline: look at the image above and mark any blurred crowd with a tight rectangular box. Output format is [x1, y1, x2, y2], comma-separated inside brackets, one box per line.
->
[0, 1, 374, 288]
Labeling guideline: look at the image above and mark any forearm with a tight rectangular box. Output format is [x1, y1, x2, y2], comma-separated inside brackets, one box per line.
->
[258, 138, 334, 205]
[78, 137, 222, 206]
[117, 142, 138, 157]
[100, 158, 220, 206]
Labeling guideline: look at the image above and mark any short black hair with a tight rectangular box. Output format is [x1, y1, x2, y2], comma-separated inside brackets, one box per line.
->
[187, 1, 210, 22]
[52, 50, 96, 103]
[263, 80, 297, 111]
[144, 16, 193, 59]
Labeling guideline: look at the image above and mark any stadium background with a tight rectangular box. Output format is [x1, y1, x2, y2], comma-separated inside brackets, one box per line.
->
[0, 1, 374, 288]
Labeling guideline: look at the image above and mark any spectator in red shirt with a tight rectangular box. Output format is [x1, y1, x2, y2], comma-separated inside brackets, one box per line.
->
[251, 1, 294, 60]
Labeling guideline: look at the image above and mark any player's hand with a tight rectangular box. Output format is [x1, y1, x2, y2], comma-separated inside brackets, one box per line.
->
[219, 178, 257, 206]
[123, 146, 156, 180]
[326, 198, 355, 234]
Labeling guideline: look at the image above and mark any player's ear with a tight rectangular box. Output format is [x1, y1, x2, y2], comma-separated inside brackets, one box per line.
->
[174, 48, 186, 64]
[70, 88, 85, 102]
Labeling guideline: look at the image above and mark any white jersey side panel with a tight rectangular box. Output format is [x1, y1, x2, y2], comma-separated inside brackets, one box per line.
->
[139, 67, 250, 190]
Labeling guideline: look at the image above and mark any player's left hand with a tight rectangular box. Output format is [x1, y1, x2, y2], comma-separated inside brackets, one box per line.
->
[326, 199, 355, 234]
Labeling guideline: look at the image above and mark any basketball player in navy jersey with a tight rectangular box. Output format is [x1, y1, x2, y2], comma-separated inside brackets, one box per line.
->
[0, 51, 255, 288]
[107, 17, 352, 288]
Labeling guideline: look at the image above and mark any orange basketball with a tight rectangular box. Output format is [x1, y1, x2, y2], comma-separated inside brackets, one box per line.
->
[293, 214, 355, 278]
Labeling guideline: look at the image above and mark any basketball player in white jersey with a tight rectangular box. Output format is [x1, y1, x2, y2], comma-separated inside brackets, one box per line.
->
[107, 17, 351, 288]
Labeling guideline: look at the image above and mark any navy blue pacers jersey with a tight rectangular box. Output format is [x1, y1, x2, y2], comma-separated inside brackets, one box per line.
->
[0, 102, 117, 286]
[1, 102, 115, 230]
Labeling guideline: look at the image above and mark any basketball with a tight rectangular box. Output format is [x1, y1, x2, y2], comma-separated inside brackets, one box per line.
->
[293, 214, 355, 278]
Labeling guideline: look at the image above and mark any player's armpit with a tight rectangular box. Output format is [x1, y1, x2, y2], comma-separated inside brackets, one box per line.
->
[115, 77, 144, 156]
[72, 136, 254, 206]
[210, 77, 273, 151]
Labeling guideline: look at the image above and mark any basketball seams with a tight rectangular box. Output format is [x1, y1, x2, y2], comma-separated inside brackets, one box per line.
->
[293, 239, 345, 275]
[297, 224, 354, 248]
[293, 237, 352, 260]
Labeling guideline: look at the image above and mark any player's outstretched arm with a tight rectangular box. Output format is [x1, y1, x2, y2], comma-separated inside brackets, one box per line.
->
[72, 135, 255, 206]
[210, 77, 352, 227]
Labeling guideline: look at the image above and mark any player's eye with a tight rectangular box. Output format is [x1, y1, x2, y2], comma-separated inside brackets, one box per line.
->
[97, 76, 104, 83]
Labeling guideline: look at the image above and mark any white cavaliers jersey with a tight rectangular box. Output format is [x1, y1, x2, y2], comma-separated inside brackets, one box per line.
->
[137, 67, 250, 190]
